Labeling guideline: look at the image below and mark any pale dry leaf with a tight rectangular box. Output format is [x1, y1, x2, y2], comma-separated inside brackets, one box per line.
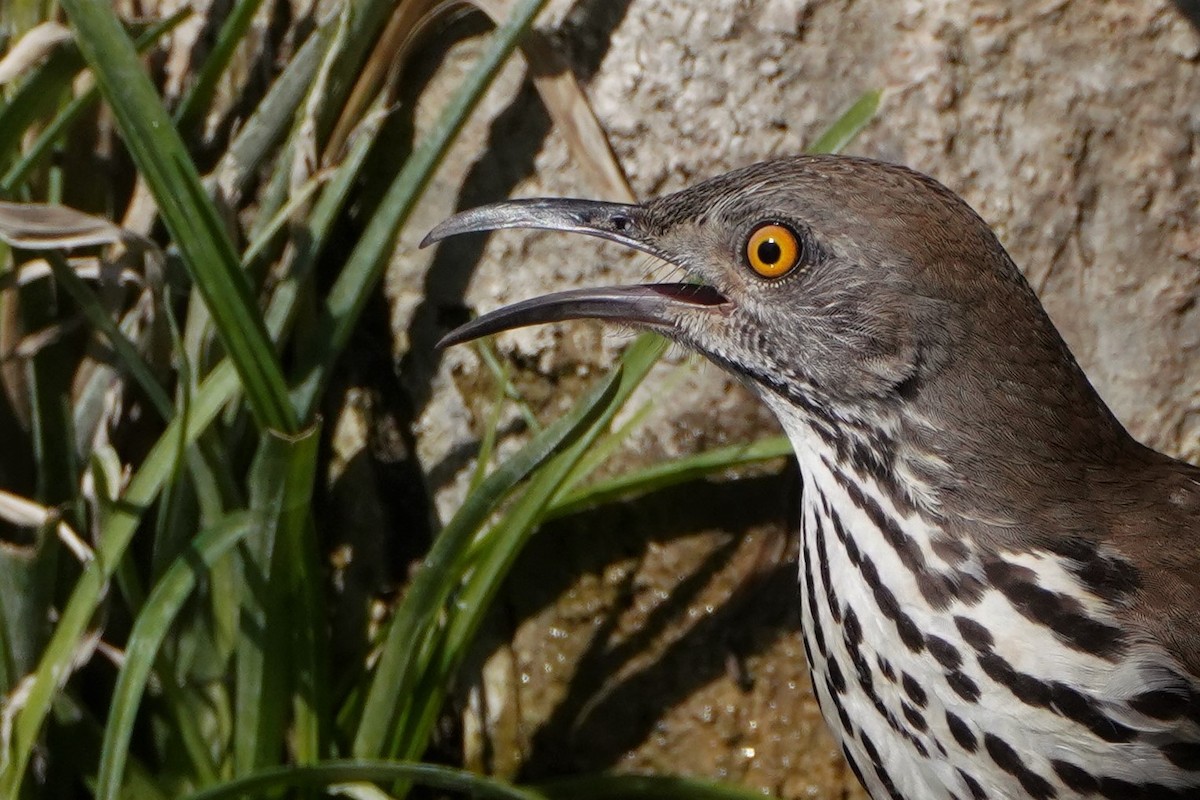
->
[0, 488, 92, 563]
[295, 6, 350, 188]
[8, 320, 82, 360]
[2, 257, 147, 290]
[329, 784, 394, 800]
[80, 442, 130, 545]
[0, 671, 33, 772]
[120, 177, 159, 238]
[160, 0, 211, 103]
[0, 201, 144, 251]
[0, 293, 26, 427]
[94, 640, 126, 670]
[0, 204, 165, 326]
[0, 22, 73, 85]
[324, 0, 442, 159]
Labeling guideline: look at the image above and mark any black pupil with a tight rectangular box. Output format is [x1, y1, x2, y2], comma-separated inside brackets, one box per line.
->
[757, 239, 782, 264]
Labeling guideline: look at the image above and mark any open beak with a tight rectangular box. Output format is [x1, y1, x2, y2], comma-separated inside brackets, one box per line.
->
[421, 198, 729, 347]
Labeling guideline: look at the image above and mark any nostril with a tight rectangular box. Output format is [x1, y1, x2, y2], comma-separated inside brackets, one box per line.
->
[611, 215, 631, 232]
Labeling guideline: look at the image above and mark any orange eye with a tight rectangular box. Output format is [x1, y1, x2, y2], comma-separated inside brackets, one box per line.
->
[746, 223, 800, 278]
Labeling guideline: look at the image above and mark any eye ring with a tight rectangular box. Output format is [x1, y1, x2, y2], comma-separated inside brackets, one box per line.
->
[745, 223, 802, 278]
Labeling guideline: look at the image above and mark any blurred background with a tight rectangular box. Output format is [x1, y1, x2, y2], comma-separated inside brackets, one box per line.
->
[0, 1, 1196, 798]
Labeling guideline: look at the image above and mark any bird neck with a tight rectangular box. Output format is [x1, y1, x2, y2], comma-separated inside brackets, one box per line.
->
[757, 356, 1144, 537]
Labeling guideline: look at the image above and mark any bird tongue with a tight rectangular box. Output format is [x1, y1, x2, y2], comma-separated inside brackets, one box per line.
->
[438, 282, 728, 348]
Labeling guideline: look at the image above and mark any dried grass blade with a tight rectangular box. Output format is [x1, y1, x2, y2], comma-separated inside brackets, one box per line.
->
[0, 22, 73, 85]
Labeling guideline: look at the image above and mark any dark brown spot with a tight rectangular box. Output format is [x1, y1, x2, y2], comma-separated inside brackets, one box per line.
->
[857, 732, 911, 800]
[933, 536, 969, 565]
[901, 672, 928, 708]
[1129, 689, 1184, 719]
[827, 658, 847, 695]
[957, 769, 988, 800]
[901, 702, 927, 732]
[843, 746, 868, 789]
[946, 671, 980, 703]
[979, 652, 1049, 704]
[812, 512, 842, 623]
[946, 711, 977, 752]
[954, 616, 994, 651]
[860, 730, 883, 765]
[1095, 777, 1142, 800]
[1053, 760, 1191, 799]
[844, 606, 863, 645]
[1162, 742, 1200, 771]
[984, 733, 1057, 799]
[830, 683, 853, 731]
[1129, 684, 1200, 725]
[927, 635, 962, 669]
[1048, 681, 1135, 743]
[1051, 760, 1096, 793]
[802, 537, 828, 658]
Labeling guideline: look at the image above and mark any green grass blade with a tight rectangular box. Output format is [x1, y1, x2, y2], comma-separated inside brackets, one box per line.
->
[96, 512, 260, 800]
[407, 430, 605, 748]
[547, 435, 793, 519]
[1, 179, 341, 784]
[59, 0, 296, 432]
[351, 360, 623, 759]
[0, 9, 190, 194]
[389, 337, 669, 759]
[0, 523, 50, 692]
[235, 423, 323, 774]
[232, 451, 290, 777]
[807, 89, 880, 155]
[289, 0, 551, 419]
[468, 355, 511, 494]
[0, 44, 82, 170]
[180, 760, 547, 800]
[550, 358, 692, 497]
[475, 339, 540, 433]
[240, 171, 327, 268]
[0, 360, 240, 796]
[275, 427, 327, 765]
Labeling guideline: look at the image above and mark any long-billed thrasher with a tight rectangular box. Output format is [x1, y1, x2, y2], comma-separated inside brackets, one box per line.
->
[423, 156, 1200, 799]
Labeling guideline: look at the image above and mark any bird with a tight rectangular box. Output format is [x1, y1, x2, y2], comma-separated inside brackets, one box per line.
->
[422, 155, 1200, 800]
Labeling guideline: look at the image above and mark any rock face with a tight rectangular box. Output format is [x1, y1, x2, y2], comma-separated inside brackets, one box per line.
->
[394, 1, 1200, 796]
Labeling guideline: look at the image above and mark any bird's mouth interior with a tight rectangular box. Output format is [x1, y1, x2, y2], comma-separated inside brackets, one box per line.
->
[644, 282, 729, 306]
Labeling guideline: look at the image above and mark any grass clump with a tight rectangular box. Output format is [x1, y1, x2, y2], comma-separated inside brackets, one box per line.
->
[0, 2, 877, 798]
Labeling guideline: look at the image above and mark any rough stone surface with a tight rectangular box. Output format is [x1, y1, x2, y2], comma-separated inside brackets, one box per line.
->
[388, 1, 1200, 797]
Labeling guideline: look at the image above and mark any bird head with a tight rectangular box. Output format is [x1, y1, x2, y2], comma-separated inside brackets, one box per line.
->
[424, 156, 1091, 425]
